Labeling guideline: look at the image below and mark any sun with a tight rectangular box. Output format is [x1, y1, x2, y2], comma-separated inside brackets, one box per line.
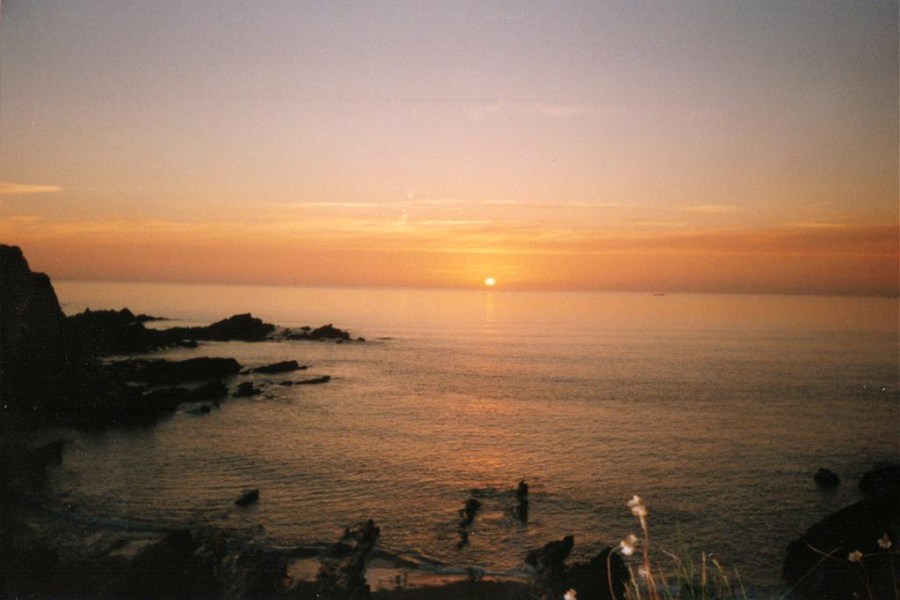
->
[484, 277, 497, 287]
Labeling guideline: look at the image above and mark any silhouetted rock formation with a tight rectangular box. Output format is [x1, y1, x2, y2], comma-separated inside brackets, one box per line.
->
[2, 526, 289, 599]
[564, 548, 629, 600]
[814, 468, 840, 488]
[859, 463, 900, 501]
[286, 323, 352, 342]
[233, 381, 263, 398]
[165, 313, 275, 342]
[104, 357, 242, 385]
[317, 519, 381, 599]
[526, 536, 628, 600]
[0, 245, 75, 414]
[784, 465, 900, 600]
[67, 308, 178, 355]
[246, 360, 306, 374]
[68, 309, 276, 356]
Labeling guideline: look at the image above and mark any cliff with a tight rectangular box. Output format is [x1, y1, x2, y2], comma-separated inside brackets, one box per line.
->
[0, 245, 74, 417]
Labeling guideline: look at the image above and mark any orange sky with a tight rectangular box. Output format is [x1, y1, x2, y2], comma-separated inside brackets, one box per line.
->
[1, 2, 897, 295]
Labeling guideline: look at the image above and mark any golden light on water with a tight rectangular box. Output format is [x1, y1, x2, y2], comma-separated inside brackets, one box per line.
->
[484, 277, 497, 288]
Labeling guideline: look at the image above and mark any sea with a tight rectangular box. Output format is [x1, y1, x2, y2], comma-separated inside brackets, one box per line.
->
[46, 281, 899, 596]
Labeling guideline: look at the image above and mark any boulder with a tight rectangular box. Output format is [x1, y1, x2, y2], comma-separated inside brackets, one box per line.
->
[859, 463, 900, 502]
[814, 468, 840, 488]
[783, 494, 899, 599]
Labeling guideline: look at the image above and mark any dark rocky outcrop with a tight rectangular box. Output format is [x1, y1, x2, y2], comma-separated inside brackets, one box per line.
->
[814, 468, 840, 488]
[246, 360, 306, 375]
[67, 309, 276, 356]
[165, 313, 275, 343]
[783, 465, 900, 599]
[859, 463, 900, 502]
[526, 536, 628, 600]
[2, 526, 289, 600]
[317, 519, 381, 599]
[67, 308, 181, 356]
[233, 381, 263, 398]
[104, 357, 242, 385]
[286, 323, 352, 342]
[0, 245, 76, 414]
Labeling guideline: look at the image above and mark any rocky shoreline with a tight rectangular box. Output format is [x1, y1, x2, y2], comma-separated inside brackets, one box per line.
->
[1, 244, 897, 599]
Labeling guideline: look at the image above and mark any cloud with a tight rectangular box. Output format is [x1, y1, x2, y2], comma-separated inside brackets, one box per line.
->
[679, 204, 738, 214]
[0, 181, 63, 196]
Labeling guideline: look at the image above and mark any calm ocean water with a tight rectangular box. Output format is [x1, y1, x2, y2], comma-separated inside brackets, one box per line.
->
[49, 282, 899, 595]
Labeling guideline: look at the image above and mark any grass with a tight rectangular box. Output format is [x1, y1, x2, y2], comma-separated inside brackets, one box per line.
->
[607, 496, 748, 600]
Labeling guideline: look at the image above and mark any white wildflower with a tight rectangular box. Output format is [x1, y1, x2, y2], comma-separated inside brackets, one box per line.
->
[878, 533, 892, 549]
[627, 495, 648, 518]
[848, 550, 863, 562]
[638, 567, 649, 579]
[619, 533, 638, 556]
[564, 589, 577, 600]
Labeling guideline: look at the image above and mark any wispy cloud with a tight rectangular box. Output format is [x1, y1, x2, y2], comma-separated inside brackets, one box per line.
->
[679, 204, 738, 214]
[0, 181, 63, 196]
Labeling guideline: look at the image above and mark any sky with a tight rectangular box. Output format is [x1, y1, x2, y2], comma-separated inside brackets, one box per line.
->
[1, 0, 897, 295]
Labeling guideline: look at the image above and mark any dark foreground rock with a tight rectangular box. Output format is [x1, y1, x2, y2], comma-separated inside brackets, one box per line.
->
[783, 466, 900, 600]
[105, 357, 242, 385]
[317, 519, 381, 599]
[814, 468, 840, 488]
[1, 524, 289, 600]
[525, 535, 627, 600]
[0, 245, 76, 415]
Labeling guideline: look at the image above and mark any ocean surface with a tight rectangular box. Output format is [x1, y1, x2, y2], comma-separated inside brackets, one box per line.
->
[48, 282, 899, 596]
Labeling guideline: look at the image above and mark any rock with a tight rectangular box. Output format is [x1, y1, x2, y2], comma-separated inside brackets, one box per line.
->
[317, 519, 380, 599]
[525, 535, 575, 600]
[247, 360, 306, 375]
[564, 548, 630, 600]
[105, 357, 242, 385]
[233, 381, 262, 398]
[859, 463, 900, 502]
[526, 535, 575, 569]
[235, 488, 260, 507]
[814, 468, 840, 488]
[0, 245, 73, 413]
[294, 375, 331, 385]
[286, 323, 352, 342]
[176, 313, 275, 342]
[67, 308, 164, 355]
[783, 497, 900, 599]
